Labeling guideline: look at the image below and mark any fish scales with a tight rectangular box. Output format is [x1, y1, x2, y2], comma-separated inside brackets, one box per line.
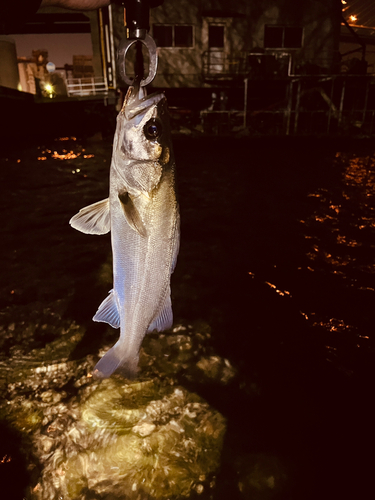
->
[69, 85, 179, 379]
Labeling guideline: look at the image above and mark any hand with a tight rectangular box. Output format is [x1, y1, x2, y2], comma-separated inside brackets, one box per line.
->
[40, 0, 111, 10]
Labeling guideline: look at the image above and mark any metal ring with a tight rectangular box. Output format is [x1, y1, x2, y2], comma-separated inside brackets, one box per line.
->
[117, 33, 158, 87]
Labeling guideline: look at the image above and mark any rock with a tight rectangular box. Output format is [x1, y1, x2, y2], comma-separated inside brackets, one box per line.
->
[0, 320, 228, 500]
[179, 126, 192, 135]
[139, 322, 237, 387]
[37, 377, 226, 499]
[196, 355, 237, 384]
[235, 454, 288, 499]
[132, 420, 156, 437]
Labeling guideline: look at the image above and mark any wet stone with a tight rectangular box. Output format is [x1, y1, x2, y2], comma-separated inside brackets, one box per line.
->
[0, 319, 228, 499]
[35, 378, 226, 500]
[139, 322, 237, 387]
[196, 355, 237, 384]
[235, 454, 289, 500]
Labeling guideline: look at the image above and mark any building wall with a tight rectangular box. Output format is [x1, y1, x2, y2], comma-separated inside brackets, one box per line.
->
[0, 36, 20, 90]
[148, 0, 341, 88]
[11, 6, 100, 75]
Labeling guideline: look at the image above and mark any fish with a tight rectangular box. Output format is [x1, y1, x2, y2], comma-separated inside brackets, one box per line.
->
[69, 84, 180, 379]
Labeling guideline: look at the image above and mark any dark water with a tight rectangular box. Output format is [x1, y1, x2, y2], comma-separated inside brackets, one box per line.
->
[1, 134, 375, 499]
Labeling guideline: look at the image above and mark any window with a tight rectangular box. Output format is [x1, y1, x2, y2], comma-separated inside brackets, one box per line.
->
[209, 25, 224, 48]
[175, 25, 193, 47]
[152, 24, 193, 47]
[153, 25, 172, 47]
[264, 26, 303, 49]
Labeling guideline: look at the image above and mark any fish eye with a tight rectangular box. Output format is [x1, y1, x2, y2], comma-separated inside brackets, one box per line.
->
[144, 119, 162, 140]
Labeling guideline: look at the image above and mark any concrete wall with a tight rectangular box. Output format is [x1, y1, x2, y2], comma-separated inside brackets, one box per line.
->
[0, 36, 21, 90]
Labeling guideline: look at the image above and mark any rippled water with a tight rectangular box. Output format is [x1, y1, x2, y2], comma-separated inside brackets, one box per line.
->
[0, 136, 374, 499]
[294, 152, 375, 376]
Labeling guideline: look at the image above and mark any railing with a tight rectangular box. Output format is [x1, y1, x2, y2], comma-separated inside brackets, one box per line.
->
[281, 75, 375, 135]
[202, 50, 300, 80]
[202, 50, 375, 81]
[66, 77, 108, 97]
[202, 50, 248, 79]
[200, 75, 375, 136]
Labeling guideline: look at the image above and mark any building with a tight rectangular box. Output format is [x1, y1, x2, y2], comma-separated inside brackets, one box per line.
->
[340, 0, 375, 74]
[149, 0, 342, 89]
[3, 5, 121, 99]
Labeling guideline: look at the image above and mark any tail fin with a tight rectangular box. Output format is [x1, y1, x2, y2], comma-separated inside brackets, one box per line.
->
[92, 341, 139, 380]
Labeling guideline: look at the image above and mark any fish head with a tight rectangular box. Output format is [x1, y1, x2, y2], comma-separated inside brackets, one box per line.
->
[114, 86, 172, 196]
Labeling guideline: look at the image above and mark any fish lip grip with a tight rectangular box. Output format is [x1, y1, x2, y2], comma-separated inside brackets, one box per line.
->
[118, 33, 158, 87]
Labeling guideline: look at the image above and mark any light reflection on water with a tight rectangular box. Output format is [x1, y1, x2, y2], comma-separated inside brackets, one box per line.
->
[300, 152, 375, 370]
[36, 138, 96, 177]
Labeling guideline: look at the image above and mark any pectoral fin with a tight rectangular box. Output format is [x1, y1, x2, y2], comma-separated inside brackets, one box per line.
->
[93, 290, 120, 328]
[70, 198, 110, 235]
[118, 192, 147, 237]
[147, 290, 173, 333]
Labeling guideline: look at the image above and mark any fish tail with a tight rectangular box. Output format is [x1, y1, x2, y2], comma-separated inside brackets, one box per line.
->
[116, 356, 139, 380]
[92, 341, 139, 380]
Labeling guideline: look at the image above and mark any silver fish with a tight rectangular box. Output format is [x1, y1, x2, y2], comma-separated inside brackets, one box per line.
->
[69, 85, 180, 379]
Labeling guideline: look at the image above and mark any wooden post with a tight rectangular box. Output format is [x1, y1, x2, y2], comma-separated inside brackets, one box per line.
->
[243, 78, 248, 128]
[293, 79, 302, 135]
[338, 78, 346, 127]
[327, 77, 335, 134]
[285, 80, 293, 135]
[362, 78, 370, 124]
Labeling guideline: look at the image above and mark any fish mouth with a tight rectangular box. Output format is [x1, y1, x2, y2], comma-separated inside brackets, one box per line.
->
[124, 86, 165, 121]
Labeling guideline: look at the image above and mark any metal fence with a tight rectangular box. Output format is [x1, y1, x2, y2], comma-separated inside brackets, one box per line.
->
[66, 77, 108, 97]
[281, 75, 375, 136]
[202, 50, 375, 81]
[202, 50, 248, 79]
[200, 75, 375, 136]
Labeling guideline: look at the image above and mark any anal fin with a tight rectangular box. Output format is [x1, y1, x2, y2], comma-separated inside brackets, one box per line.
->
[148, 291, 173, 333]
[93, 290, 120, 328]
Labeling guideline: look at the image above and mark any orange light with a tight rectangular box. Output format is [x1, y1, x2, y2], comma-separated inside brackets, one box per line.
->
[350, 15, 357, 22]
[51, 151, 80, 160]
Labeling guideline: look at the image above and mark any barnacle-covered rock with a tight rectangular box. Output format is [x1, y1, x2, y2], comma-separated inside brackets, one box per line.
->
[235, 454, 289, 500]
[1, 319, 228, 500]
[0, 320, 87, 393]
[33, 377, 226, 500]
[0, 320, 93, 436]
[139, 322, 237, 385]
[196, 355, 237, 384]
